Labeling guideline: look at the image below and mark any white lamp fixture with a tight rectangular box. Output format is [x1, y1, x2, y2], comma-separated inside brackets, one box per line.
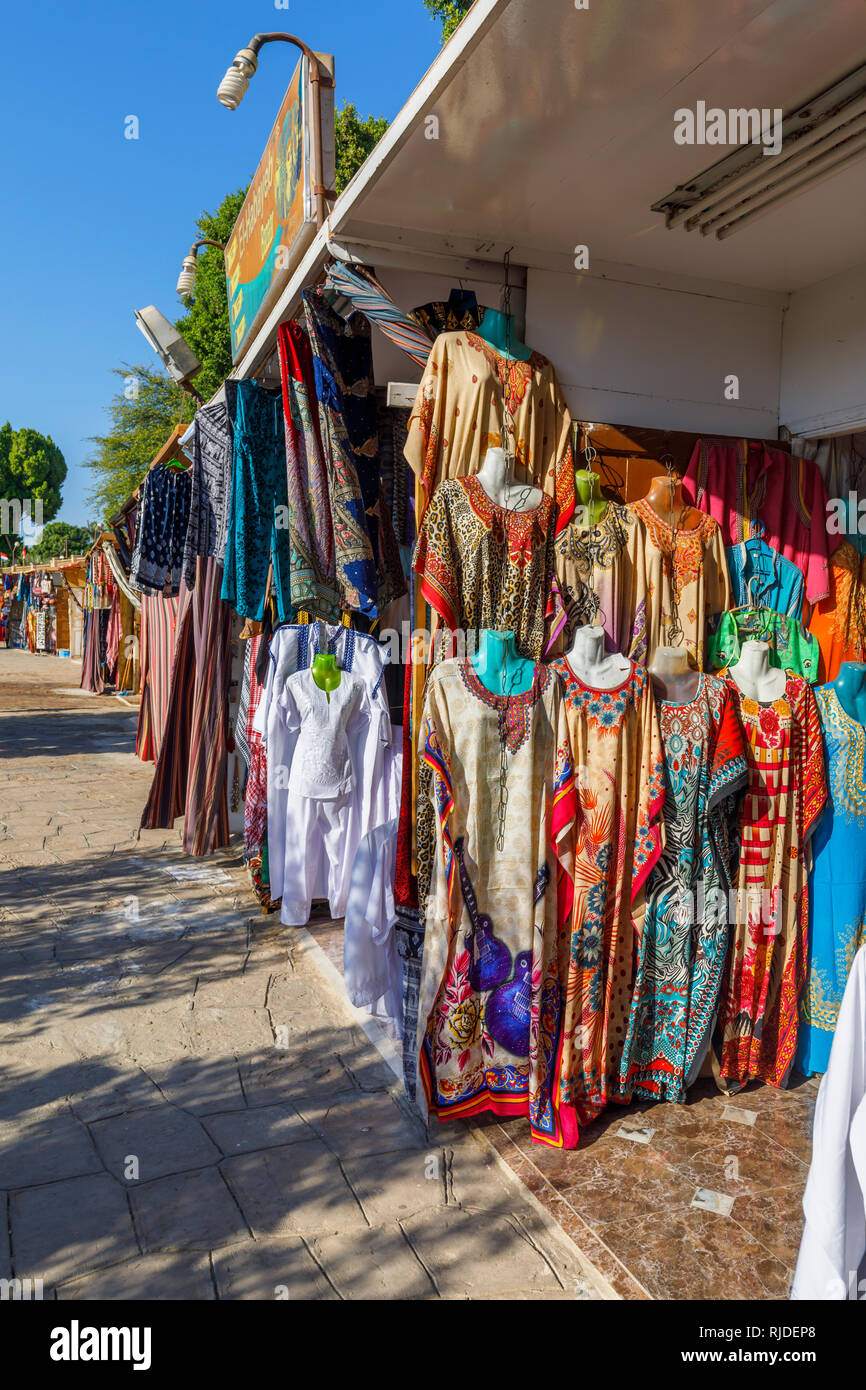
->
[216, 32, 334, 229]
[134, 306, 202, 388]
[175, 239, 226, 297]
[653, 61, 866, 240]
[217, 47, 258, 110]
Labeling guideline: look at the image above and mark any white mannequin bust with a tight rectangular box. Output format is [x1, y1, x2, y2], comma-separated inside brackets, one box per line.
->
[649, 645, 700, 704]
[475, 446, 543, 512]
[728, 639, 787, 702]
[565, 624, 631, 689]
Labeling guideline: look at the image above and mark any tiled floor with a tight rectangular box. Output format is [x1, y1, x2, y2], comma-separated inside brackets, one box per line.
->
[472, 1076, 817, 1300]
[291, 920, 817, 1300]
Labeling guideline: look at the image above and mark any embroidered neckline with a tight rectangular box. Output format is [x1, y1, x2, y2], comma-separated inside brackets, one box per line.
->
[459, 657, 550, 710]
[462, 473, 552, 525]
[458, 658, 550, 756]
[561, 655, 635, 694]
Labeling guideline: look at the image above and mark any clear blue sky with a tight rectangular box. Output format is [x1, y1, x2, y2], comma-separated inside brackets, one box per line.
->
[0, 1, 442, 527]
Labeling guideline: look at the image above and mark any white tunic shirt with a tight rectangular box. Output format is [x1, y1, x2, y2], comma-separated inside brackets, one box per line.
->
[792, 944, 866, 1300]
[279, 669, 366, 800]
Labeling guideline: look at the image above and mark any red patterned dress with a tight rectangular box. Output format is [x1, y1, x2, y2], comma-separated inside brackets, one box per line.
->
[716, 674, 827, 1088]
[550, 658, 666, 1129]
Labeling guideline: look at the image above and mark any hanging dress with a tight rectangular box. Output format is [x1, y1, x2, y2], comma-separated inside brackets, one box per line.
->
[549, 657, 666, 1126]
[630, 497, 731, 670]
[709, 608, 820, 682]
[619, 674, 748, 1102]
[548, 500, 649, 659]
[797, 687, 866, 1076]
[716, 673, 827, 1090]
[404, 330, 576, 528]
[412, 475, 557, 661]
[416, 659, 578, 1146]
[808, 540, 866, 682]
[725, 535, 804, 619]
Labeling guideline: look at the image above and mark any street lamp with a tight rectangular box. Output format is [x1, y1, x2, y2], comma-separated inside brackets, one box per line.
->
[176, 238, 226, 297]
[134, 306, 203, 402]
[216, 32, 334, 227]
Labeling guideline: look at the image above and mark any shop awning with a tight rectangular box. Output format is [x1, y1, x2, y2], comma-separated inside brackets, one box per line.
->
[233, 0, 866, 376]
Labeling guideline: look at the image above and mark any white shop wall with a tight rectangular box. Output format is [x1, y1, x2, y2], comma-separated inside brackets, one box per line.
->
[780, 260, 866, 441]
[370, 263, 786, 439]
[525, 267, 784, 438]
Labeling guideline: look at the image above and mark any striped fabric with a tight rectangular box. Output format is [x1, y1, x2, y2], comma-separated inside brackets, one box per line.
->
[136, 591, 180, 762]
[80, 608, 104, 694]
[140, 556, 233, 857]
[324, 262, 433, 369]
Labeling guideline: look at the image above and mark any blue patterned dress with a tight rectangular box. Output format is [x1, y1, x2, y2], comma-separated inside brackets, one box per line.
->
[797, 686, 866, 1075]
[620, 675, 748, 1102]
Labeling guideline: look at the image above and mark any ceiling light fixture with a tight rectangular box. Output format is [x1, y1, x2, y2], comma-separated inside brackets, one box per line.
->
[653, 61, 866, 240]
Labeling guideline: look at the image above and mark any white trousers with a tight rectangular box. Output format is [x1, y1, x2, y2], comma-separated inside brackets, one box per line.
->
[280, 793, 357, 927]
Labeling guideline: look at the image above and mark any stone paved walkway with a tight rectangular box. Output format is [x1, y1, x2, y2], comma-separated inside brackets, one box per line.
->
[0, 650, 609, 1301]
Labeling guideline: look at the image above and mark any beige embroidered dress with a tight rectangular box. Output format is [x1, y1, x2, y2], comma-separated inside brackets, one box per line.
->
[549, 501, 650, 660]
[630, 497, 731, 670]
[404, 330, 576, 528]
[416, 659, 578, 1146]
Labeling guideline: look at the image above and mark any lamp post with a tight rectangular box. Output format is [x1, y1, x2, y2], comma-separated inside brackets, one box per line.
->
[176, 238, 226, 297]
[216, 32, 334, 228]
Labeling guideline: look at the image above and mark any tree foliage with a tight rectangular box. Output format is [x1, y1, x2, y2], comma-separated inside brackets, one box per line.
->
[83, 364, 192, 524]
[174, 187, 249, 405]
[0, 422, 66, 558]
[335, 102, 390, 195]
[424, 0, 474, 40]
[29, 521, 95, 563]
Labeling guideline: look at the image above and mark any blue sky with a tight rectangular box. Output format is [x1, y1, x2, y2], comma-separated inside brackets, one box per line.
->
[0, 1, 442, 526]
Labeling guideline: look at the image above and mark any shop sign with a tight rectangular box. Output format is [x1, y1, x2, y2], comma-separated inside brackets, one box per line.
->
[225, 54, 334, 361]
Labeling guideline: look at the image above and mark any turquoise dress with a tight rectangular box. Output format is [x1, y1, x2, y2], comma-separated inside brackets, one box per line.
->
[797, 686, 866, 1074]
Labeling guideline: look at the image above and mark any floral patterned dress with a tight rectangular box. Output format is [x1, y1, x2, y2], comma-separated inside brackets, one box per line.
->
[716, 673, 827, 1089]
[619, 675, 748, 1102]
[550, 658, 666, 1129]
[797, 686, 866, 1075]
[416, 659, 577, 1147]
[630, 497, 731, 671]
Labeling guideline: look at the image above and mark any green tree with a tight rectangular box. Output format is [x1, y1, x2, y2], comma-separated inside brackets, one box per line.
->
[29, 521, 93, 563]
[83, 364, 192, 523]
[175, 187, 249, 404]
[0, 423, 66, 560]
[335, 102, 390, 195]
[424, 0, 474, 40]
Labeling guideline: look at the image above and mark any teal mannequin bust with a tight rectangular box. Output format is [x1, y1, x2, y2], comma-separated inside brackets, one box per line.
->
[475, 308, 532, 362]
[830, 661, 866, 723]
[472, 629, 536, 696]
